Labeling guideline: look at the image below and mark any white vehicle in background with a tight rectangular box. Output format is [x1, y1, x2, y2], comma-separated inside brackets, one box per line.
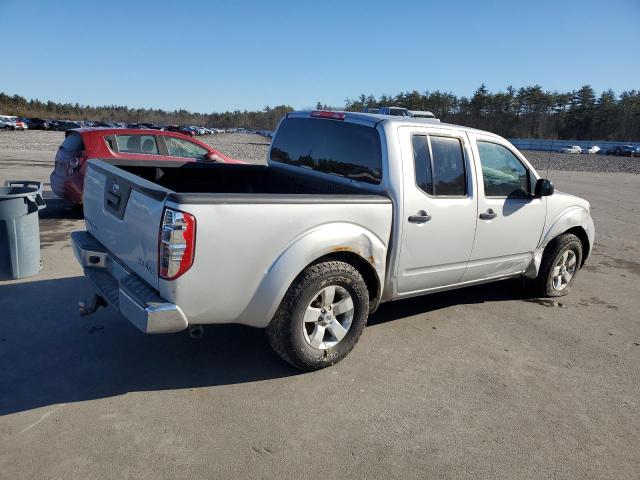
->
[408, 110, 438, 120]
[560, 145, 582, 154]
[0, 115, 27, 130]
[581, 146, 600, 155]
[377, 107, 440, 121]
[0, 116, 13, 130]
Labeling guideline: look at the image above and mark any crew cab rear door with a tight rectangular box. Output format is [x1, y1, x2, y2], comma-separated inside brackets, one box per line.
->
[396, 126, 478, 294]
[462, 133, 546, 281]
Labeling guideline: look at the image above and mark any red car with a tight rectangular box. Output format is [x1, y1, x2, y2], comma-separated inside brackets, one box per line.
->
[50, 128, 242, 204]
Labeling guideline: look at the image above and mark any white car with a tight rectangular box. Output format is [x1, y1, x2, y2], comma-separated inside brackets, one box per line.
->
[0, 115, 26, 130]
[560, 145, 582, 154]
[0, 117, 12, 130]
[581, 146, 600, 155]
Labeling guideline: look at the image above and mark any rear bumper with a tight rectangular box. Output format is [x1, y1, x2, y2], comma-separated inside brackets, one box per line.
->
[71, 231, 188, 333]
[50, 171, 83, 204]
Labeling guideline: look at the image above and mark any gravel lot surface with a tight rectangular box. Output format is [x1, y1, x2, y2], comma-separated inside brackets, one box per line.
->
[1, 133, 640, 479]
[523, 150, 640, 174]
[0, 130, 66, 151]
[199, 132, 270, 164]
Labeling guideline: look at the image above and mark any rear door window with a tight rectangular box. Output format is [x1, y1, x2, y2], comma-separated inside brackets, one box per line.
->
[270, 117, 382, 184]
[165, 137, 208, 159]
[115, 135, 159, 154]
[430, 136, 466, 196]
[60, 133, 84, 152]
[412, 134, 466, 196]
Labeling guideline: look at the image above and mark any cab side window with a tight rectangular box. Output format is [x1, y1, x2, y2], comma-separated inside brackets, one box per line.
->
[412, 134, 466, 196]
[477, 142, 530, 197]
[165, 137, 208, 159]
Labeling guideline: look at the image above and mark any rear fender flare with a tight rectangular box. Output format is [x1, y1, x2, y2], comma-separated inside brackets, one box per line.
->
[235, 222, 387, 328]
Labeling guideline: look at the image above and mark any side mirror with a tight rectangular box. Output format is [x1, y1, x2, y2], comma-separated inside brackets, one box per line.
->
[535, 178, 554, 197]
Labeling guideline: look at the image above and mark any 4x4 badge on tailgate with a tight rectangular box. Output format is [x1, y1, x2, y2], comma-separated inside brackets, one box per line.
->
[112, 179, 120, 193]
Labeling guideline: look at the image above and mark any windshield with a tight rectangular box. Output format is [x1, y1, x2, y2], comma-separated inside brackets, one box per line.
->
[270, 117, 382, 184]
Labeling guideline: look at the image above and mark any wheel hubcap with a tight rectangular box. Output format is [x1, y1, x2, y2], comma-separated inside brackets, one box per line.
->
[551, 249, 577, 291]
[303, 285, 354, 350]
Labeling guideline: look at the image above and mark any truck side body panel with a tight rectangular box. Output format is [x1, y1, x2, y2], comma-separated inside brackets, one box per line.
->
[159, 202, 391, 327]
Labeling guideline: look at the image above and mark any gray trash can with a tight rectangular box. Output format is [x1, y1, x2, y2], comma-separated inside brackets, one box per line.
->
[0, 180, 46, 280]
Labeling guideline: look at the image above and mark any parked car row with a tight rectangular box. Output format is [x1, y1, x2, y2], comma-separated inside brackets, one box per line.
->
[558, 144, 640, 156]
[605, 145, 640, 157]
[164, 125, 248, 137]
[0, 114, 274, 137]
[559, 145, 601, 154]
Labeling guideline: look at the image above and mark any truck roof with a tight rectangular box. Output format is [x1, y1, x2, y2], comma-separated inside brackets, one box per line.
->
[287, 111, 502, 139]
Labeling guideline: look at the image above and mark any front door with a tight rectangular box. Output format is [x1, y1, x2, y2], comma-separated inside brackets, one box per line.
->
[396, 127, 478, 294]
[463, 134, 546, 281]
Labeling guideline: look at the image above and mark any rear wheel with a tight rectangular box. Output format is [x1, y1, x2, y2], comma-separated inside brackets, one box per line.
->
[266, 260, 369, 371]
[530, 233, 582, 297]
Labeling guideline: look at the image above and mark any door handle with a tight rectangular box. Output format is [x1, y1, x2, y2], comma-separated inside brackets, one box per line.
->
[408, 210, 432, 223]
[479, 209, 497, 220]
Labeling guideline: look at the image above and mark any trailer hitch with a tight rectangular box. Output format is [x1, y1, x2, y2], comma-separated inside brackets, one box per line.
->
[78, 295, 107, 317]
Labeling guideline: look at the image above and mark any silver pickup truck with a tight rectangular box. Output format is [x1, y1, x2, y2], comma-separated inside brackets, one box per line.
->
[72, 110, 594, 370]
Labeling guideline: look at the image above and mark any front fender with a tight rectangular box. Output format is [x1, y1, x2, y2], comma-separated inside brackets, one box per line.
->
[524, 206, 595, 278]
[235, 222, 388, 328]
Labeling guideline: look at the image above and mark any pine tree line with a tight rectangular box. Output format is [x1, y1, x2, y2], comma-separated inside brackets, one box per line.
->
[2, 85, 639, 140]
[345, 85, 640, 141]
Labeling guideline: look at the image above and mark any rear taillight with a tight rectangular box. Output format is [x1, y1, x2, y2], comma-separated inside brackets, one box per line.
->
[159, 208, 196, 280]
[67, 152, 88, 175]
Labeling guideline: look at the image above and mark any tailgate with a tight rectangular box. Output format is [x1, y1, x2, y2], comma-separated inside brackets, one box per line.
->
[82, 159, 172, 290]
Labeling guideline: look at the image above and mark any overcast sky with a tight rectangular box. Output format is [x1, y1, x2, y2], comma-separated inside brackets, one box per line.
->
[1, 0, 639, 112]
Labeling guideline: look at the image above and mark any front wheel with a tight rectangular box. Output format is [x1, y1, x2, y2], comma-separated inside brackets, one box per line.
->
[530, 233, 583, 297]
[266, 260, 369, 371]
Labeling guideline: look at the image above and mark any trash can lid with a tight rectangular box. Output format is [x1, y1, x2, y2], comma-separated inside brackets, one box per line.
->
[0, 181, 44, 199]
[0, 186, 42, 198]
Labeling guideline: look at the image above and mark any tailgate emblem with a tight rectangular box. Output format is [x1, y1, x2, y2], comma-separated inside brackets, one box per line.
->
[111, 179, 120, 193]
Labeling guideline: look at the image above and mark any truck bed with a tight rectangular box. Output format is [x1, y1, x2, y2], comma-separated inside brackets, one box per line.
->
[82, 159, 393, 323]
[105, 160, 377, 198]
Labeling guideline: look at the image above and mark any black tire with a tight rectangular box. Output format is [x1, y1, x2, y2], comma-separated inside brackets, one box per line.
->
[530, 233, 583, 297]
[266, 260, 369, 371]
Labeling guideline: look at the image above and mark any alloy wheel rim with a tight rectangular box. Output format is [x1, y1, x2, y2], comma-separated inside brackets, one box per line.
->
[552, 249, 577, 291]
[303, 285, 354, 350]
